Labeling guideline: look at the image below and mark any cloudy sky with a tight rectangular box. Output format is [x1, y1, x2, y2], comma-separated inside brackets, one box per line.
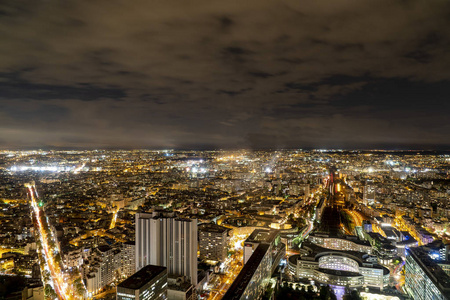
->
[1, 0, 449, 149]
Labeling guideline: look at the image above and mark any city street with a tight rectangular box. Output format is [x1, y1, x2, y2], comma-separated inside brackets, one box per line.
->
[27, 182, 85, 300]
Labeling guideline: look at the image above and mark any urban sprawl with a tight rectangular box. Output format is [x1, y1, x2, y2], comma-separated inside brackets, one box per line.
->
[0, 150, 449, 300]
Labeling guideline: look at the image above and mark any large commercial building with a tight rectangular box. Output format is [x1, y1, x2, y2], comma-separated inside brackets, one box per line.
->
[117, 265, 167, 300]
[404, 247, 450, 300]
[135, 212, 198, 285]
[289, 242, 389, 289]
[308, 233, 372, 254]
[198, 223, 229, 262]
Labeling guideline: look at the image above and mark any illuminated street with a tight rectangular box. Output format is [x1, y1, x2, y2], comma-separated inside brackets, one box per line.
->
[110, 208, 119, 229]
[26, 182, 86, 300]
[345, 210, 365, 227]
[207, 234, 247, 300]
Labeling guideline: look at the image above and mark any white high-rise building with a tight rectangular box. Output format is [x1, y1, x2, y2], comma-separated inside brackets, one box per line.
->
[363, 181, 376, 205]
[136, 212, 198, 285]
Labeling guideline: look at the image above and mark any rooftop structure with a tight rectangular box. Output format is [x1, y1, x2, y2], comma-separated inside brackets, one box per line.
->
[118, 265, 167, 290]
[117, 264, 167, 300]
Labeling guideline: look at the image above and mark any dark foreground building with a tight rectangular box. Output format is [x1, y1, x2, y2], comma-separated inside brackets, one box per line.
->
[117, 265, 167, 300]
[405, 247, 450, 300]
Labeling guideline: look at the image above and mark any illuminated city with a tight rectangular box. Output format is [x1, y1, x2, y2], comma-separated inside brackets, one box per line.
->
[1, 1, 450, 300]
[0, 150, 449, 300]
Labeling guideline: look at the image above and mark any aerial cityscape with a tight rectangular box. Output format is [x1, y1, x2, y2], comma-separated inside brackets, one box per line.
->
[1, 0, 450, 300]
[0, 150, 449, 299]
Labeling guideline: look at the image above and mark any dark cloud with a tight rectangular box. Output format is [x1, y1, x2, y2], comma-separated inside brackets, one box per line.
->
[248, 71, 273, 78]
[0, 0, 450, 149]
[217, 88, 252, 97]
[217, 16, 234, 32]
[284, 82, 317, 92]
[0, 73, 125, 101]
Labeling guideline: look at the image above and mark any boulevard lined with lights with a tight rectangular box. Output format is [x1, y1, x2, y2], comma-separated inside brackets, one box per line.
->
[26, 182, 86, 300]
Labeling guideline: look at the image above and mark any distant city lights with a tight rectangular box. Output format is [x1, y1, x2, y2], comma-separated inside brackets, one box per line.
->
[8, 164, 90, 173]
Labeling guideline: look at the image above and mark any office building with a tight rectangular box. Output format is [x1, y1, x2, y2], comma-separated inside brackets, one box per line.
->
[117, 265, 167, 300]
[221, 229, 286, 300]
[289, 242, 389, 289]
[404, 247, 450, 300]
[243, 229, 282, 264]
[136, 212, 198, 285]
[309, 233, 372, 254]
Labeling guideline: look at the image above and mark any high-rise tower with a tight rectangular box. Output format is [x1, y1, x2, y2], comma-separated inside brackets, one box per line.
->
[135, 212, 198, 285]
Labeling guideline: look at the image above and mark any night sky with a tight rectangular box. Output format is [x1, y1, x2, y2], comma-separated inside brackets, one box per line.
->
[1, 0, 450, 150]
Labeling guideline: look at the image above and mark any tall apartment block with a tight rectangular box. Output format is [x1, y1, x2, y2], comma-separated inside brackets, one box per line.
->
[135, 211, 198, 285]
[198, 223, 229, 262]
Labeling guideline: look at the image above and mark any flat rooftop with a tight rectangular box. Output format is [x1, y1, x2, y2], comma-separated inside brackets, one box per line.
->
[198, 222, 229, 234]
[118, 265, 167, 290]
[245, 229, 279, 244]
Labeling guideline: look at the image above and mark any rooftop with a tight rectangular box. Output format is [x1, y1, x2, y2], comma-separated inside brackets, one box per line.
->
[118, 265, 167, 290]
[198, 222, 229, 234]
[97, 245, 112, 253]
[245, 229, 279, 244]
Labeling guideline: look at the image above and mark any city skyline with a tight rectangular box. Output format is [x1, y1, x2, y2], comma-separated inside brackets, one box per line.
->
[0, 149, 449, 299]
[1, 0, 450, 150]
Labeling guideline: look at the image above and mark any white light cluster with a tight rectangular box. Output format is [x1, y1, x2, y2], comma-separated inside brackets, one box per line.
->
[9, 165, 88, 173]
[186, 167, 207, 173]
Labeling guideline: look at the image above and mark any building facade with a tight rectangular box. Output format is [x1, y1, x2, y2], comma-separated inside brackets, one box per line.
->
[198, 223, 229, 262]
[289, 242, 389, 289]
[222, 244, 272, 300]
[404, 247, 450, 300]
[83, 244, 136, 295]
[308, 233, 372, 254]
[136, 212, 198, 285]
